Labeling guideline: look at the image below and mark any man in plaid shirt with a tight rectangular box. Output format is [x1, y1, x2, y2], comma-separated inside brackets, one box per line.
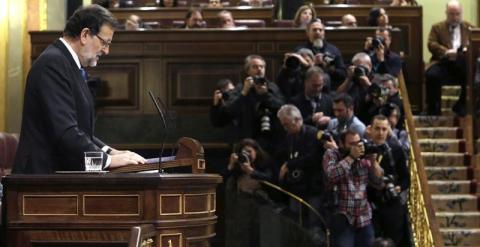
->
[322, 129, 383, 247]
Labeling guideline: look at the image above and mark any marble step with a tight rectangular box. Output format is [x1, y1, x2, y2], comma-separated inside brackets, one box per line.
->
[441, 228, 480, 246]
[422, 152, 470, 167]
[416, 127, 462, 139]
[425, 167, 470, 180]
[442, 85, 462, 96]
[419, 139, 465, 153]
[442, 96, 460, 108]
[429, 180, 472, 194]
[432, 194, 477, 212]
[414, 115, 457, 127]
[436, 212, 480, 228]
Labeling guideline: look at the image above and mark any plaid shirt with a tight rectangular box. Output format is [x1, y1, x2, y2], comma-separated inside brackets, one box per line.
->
[323, 149, 382, 228]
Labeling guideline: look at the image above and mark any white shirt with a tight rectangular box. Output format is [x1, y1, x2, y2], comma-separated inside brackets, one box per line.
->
[450, 24, 461, 50]
[59, 37, 112, 168]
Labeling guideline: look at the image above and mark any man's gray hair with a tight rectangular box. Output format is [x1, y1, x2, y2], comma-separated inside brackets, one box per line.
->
[277, 104, 303, 121]
[351, 52, 371, 64]
[244, 54, 266, 72]
[297, 48, 315, 61]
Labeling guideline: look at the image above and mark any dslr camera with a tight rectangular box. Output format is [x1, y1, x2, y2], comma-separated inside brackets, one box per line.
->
[317, 130, 333, 143]
[353, 65, 369, 82]
[256, 102, 271, 132]
[234, 150, 252, 174]
[368, 83, 389, 100]
[322, 52, 336, 67]
[253, 76, 267, 85]
[382, 174, 399, 202]
[371, 36, 386, 49]
[359, 139, 389, 156]
[285, 55, 301, 70]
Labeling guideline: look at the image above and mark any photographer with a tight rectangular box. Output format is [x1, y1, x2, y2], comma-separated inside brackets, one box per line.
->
[210, 78, 235, 127]
[367, 115, 410, 247]
[224, 138, 273, 247]
[327, 93, 366, 138]
[291, 66, 333, 129]
[226, 54, 285, 154]
[363, 28, 403, 77]
[322, 130, 383, 247]
[276, 48, 316, 101]
[276, 104, 325, 230]
[337, 52, 375, 115]
[296, 19, 347, 91]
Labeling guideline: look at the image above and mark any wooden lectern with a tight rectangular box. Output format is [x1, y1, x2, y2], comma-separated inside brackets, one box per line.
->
[1, 138, 222, 247]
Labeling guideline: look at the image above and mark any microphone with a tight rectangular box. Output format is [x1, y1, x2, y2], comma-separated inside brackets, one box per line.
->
[156, 95, 177, 157]
[148, 91, 168, 171]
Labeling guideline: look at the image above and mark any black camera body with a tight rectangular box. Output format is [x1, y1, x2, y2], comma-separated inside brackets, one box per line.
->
[285, 56, 301, 70]
[383, 174, 399, 202]
[379, 102, 398, 117]
[317, 130, 333, 143]
[353, 65, 369, 81]
[253, 76, 267, 85]
[368, 83, 389, 100]
[322, 52, 336, 67]
[372, 36, 386, 49]
[360, 139, 388, 156]
[237, 150, 251, 164]
[256, 102, 271, 132]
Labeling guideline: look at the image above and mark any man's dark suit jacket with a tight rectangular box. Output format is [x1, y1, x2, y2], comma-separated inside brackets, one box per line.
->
[290, 93, 333, 128]
[13, 39, 108, 174]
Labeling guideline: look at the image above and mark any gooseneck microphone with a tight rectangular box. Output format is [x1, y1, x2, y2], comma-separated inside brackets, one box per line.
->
[148, 90, 168, 171]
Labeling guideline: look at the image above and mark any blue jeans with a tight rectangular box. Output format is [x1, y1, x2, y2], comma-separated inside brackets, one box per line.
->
[330, 214, 374, 247]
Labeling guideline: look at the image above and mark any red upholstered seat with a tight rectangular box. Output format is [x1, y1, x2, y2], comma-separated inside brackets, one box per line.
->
[0, 132, 19, 179]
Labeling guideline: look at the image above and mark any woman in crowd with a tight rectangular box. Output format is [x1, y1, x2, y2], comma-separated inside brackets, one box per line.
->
[224, 138, 273, 247]
[293, 4, 317, 28]
[368, 7, 390, 28]
[159, 0, 177, 7]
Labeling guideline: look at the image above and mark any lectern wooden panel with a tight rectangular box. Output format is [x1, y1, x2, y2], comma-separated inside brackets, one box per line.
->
[2, 173, 222, 247]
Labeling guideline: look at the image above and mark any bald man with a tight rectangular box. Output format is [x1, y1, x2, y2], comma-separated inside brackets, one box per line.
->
[341, 14, 357, 27]
[425, 0, 474, 116]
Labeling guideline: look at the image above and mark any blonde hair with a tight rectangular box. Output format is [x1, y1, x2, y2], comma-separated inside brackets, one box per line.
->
[293, 4, 317, 28]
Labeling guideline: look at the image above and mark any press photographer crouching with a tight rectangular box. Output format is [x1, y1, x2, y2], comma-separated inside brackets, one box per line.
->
[322, 129, 384, 247]
[366, 115, 411, 247]
[223, 138, 273, 247]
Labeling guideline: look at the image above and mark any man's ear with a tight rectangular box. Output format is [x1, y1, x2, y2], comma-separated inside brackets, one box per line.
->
[79, 28, 90, 45]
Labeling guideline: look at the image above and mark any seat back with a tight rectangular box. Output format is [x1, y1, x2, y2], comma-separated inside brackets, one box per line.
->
[273, 19, 294, 28]
[234, 19, 266, 28]
[129, 224, 156, 247]
[0, 132, 19, 179]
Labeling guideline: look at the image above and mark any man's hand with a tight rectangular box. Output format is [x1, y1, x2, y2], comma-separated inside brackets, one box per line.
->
[227, 153, 238, 171]
[312, 112, 324, 123]
[240, 161, 255, 175]
[314, 53, 326, 68]
[324, 137, 338, 150]
[350, 142, 365, 159]
[254, 82, 268, 95]
[242, 77, 254, 95]
[213, 90, 223, 106]
[375, 43, 385, 62]
[278, 163, 289, 181]
[364, 37, 373, 51]
[446, 49, 458, 61]
[109, 151, 147, 168]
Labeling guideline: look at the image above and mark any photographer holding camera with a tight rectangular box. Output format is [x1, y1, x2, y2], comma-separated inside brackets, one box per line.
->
[276, 48, 316, 101]
[337, 52, 376, 115]
[363, 28, 403, 77]
[366, 115, 411, 247]
[210, 78, 235, 128]
[291, 66, 333, 129]
[224, 138, 273, 247]
[322, 129, 383, 247]
[296, 19, 346, 91]
[226, 54, 285, 154]
[276, 104, 325, 229]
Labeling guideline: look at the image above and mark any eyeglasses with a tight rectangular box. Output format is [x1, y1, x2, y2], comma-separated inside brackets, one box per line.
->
[95, 34, 111, 49]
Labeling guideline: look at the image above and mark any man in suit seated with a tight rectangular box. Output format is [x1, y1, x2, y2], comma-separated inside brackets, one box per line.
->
[183, 8, 205, 29]
[13, 4, 146, 174]
[217, 10, 236, 28]
[425, 0, 473, 116]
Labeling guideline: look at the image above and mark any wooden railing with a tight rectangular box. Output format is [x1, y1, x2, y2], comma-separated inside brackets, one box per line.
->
[398, 72, 444, 247]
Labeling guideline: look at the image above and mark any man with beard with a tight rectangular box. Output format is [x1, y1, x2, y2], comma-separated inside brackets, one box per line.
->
[226, 55, 285, 154]
[327, 93, 366, 138]
[425, 0, 473, 115]
[183, 8, 205, 29]
[296, 19, 346, 91]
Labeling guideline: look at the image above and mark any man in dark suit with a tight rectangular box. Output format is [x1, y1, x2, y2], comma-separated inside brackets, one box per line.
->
[13, 5, 146, 174]
[425, 0, 474, 115]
